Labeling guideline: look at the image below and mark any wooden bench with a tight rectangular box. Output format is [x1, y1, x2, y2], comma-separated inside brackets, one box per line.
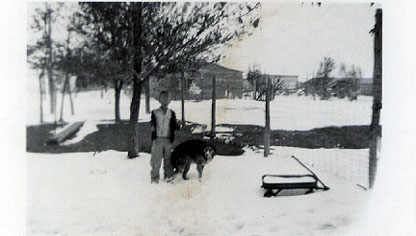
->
[46, 121, 84, 145]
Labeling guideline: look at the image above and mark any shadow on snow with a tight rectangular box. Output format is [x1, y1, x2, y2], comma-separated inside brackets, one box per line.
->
[26, 121, 380, 155]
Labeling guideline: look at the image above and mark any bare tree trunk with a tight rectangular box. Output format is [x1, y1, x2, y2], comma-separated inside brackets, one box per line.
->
[59, 74, 69, 122]
[59, 31, 72, 122]
[369, 8, 382, 189]
[312, 80, 316, 100]
[210, 74, 216, 139]
[39, 70, 45, 123]
[264, 76, 271, 157]
[127, 2, 143, 158]
[68, 80, 75, 115]
[144, 77, 150, 114]
[46, 3, 55, 114]
[127, 76, 143, 158]
[181, 71, 186, 127]
[114, 79, 123, 122]
[40, 7, 47, 121]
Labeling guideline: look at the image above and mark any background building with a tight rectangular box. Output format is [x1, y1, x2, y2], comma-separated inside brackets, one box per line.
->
[150, 64, 245, 100]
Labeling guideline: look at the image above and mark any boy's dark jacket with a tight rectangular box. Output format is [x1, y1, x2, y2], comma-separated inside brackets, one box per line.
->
[150, 109, 180, 143]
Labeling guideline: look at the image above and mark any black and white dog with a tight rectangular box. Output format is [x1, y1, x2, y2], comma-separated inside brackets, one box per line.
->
[171, 139, 216, 180]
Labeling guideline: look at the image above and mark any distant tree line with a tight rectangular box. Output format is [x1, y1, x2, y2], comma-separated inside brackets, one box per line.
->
[303, 57, 362, 101]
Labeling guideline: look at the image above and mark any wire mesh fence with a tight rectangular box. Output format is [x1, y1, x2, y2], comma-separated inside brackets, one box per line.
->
[208, 91, 377, 189]
[299, 148, 371, 189]
[273, 94, 376, 190]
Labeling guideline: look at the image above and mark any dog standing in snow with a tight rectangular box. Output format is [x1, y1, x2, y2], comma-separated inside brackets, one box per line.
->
[171, 139, 216, 180]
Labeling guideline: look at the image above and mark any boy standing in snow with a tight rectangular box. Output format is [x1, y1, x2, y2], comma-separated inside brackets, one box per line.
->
[150, 90, 179, 183]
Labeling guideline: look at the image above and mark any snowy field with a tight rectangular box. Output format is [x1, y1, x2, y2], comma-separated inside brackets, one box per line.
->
[26, 87, 378, 235]
[27, 89, 373, 131]
[27, 148, 370, 236]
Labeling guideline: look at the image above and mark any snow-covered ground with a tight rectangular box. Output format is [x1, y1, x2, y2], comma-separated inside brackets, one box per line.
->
[26, 86, 379, 235]
[27, 147, 370, 236]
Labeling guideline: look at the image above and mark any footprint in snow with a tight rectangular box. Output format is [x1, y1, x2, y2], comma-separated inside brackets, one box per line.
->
[320, 223, 336, 230]
[235, 223, 245, 230]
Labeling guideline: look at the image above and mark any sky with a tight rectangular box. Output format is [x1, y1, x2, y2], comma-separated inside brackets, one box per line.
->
[221, 3, 379, 81]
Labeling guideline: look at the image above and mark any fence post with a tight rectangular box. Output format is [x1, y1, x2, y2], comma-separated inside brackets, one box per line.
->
[181, 71, 186, 127]
[264, 76, 271, 157]
[369, 8, 382, 189]
[210, 74, 216, 139]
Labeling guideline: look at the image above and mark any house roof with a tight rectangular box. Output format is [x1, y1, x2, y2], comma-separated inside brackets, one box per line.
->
[150, 63, 244, 79]
[268, 74, 298, 78]
[200, 63, 244, 74]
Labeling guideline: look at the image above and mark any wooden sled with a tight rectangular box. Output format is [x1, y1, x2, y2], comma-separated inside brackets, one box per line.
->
[261, 156, 330, 197]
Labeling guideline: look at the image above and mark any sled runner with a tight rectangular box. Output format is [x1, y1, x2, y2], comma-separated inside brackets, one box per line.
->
[261, 155, 330, 197]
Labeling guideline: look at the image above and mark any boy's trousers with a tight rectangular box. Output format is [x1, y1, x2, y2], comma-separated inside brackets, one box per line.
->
[150, 138, 173, 181]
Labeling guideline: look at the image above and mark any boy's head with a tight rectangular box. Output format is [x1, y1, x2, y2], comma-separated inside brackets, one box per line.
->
[159, 90, 171, 107]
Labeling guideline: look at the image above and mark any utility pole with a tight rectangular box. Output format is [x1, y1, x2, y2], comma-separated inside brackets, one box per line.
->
[369, 8, 382, 188]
